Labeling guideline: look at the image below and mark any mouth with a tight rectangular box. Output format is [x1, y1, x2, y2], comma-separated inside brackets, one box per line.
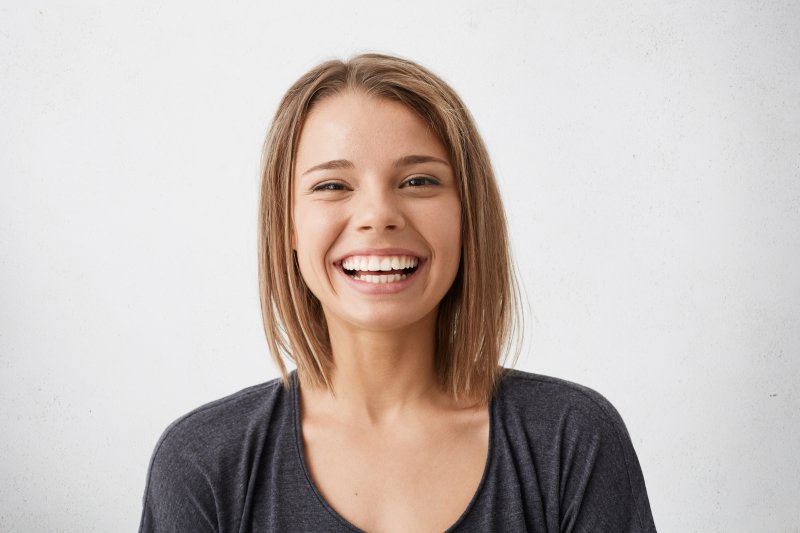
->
[338, 254, 421, 284]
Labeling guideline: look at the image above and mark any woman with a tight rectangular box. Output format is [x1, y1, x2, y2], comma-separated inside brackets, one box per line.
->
[139, 53, 656, 532]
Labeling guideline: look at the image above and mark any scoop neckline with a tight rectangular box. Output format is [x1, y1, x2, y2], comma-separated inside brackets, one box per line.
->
[290, 370, 495, 532]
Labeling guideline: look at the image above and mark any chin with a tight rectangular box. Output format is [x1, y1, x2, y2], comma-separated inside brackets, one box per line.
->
[330, 305, 439, 335]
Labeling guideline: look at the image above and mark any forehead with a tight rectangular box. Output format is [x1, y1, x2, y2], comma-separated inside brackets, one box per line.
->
[294, 91, 449, 174]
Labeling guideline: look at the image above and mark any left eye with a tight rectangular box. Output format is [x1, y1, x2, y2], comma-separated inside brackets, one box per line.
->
[402, 176, 439, 188]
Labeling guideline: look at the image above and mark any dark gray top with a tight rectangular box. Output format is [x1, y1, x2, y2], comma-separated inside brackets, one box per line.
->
[139, 369, 656, 532]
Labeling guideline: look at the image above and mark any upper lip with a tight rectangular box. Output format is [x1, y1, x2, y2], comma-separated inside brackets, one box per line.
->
[333, 247, 425, 265]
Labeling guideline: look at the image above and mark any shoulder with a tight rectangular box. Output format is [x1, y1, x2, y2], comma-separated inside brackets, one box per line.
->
[492, 368, 656, 531]
[493, 368, 637, 473]
[139, 376, 292, 532]
[151, 376, 288, 460]
[495, 368, 629, 434]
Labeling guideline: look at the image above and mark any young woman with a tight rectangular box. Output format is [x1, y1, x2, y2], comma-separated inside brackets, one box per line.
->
[139, 54, 656, 532]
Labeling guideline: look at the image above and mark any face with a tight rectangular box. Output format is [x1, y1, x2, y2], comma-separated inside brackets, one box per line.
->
[292, 91, 462, 334]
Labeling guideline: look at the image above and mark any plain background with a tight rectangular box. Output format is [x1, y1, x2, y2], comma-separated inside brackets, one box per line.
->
[1, 1, 798, 531]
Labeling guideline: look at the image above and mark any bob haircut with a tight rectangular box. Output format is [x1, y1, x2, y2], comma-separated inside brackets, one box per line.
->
[258, 53, 519, 404]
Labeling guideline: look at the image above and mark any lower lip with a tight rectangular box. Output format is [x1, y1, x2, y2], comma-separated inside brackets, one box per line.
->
[336, 261, 425, 294]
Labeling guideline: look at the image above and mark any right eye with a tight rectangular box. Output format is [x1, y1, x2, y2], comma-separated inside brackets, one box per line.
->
[312, 182, 348, 192]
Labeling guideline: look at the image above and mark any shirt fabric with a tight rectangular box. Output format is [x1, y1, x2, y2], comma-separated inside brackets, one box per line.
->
[139, 369, 657, 532]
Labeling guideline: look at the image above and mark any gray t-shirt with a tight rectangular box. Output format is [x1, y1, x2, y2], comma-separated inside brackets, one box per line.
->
[139, 369, 656, 532]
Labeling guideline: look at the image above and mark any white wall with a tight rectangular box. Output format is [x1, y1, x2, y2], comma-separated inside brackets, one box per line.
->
[1, 1, 798, 531]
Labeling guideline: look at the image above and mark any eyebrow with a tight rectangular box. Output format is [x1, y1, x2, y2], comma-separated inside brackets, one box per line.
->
[301, 159, 355, 175]
[392, 155, 450, 168]
[301, 154, 450, 176]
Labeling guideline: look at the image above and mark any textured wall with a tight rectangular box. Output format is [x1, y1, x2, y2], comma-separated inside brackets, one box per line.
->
[1, 1, 798, 531]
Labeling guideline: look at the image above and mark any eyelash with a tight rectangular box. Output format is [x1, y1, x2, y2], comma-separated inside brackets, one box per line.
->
[312, 182, 348, 192]
[311, 175, 440, 192]
[401, 175, 440, 188]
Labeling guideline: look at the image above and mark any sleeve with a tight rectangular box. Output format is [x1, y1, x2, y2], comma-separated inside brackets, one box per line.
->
[138, 426, 219, 533]
[558, 393, 657, 533]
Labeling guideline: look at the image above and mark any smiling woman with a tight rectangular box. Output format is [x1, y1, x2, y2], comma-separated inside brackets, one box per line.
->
[292, 92, 462, 339]
[260, 56, 515, 403]
[138, 54, 657, 532]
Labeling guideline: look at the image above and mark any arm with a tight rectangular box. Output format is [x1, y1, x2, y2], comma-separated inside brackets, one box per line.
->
[558, 395, 656, 532]
[138, 428, 218, 533]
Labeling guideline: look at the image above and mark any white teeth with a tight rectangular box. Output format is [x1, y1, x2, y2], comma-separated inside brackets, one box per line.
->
[341, 255, 419, 272]
[352, 273, 407, 283]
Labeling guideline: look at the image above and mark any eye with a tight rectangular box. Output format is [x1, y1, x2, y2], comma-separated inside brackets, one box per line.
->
[401, 175, 440, 188]
[312, 181, 349, 192]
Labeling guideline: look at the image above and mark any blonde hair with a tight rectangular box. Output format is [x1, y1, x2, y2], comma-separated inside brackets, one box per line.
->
[258, 53, 519, 403]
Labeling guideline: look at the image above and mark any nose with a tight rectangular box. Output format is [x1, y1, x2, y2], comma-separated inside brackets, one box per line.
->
[353, 184, 406, 233]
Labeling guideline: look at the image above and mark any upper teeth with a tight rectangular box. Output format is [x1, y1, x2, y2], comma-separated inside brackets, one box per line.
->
[342, 255, 419, 272]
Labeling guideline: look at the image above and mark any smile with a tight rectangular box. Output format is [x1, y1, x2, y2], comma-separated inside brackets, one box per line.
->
[340, 255, 420, 284]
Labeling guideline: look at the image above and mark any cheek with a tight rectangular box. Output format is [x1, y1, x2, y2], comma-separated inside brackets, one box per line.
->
[292, 205, 341, 285]
[437, 199, 462, 255]
[292, 203, 321, 252]
[418, 198, 462, 279]
[292, 208, 316, 280]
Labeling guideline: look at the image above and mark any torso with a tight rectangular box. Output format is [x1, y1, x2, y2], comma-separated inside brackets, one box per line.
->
[141, 370, 656, 532]
[300, 392, 490, 533]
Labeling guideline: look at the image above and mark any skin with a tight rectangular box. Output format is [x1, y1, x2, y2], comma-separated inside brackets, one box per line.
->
[292, 91, 490, 533]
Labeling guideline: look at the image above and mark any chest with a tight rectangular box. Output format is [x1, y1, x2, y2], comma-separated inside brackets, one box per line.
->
[301, 415, 489, 533]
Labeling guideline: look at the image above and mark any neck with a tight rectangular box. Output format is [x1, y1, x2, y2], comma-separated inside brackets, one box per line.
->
[301, 309, 446, 425]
